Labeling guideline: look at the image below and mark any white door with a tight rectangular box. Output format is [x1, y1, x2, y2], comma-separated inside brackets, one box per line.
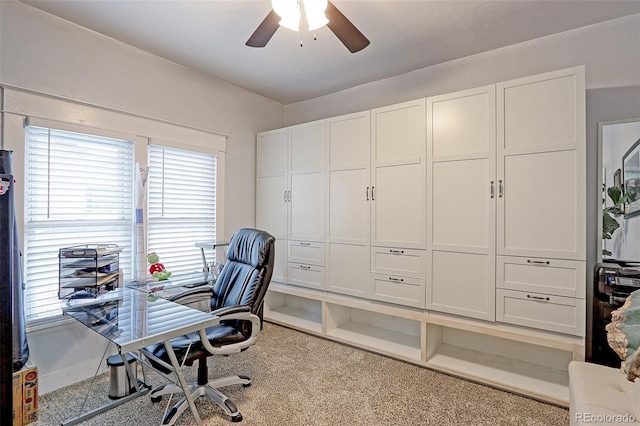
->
[427, 86, 497, 321]
[326, 111, 372, 297]
[288, 120, 325, 242]
[497, 67, 586, 260]
[256, 128, 288, 283]
[371, 99, 426, 249]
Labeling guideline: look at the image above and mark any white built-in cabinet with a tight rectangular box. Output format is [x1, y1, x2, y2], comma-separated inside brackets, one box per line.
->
[256, 121, 326, 288]
[258, 66, 586, 407]
[369, 100, 427, 308]
[427, 85, 497, 321]
[325, 111, 372, 298]
[323, 101, 427, 305]
[495, 68, 586, 337]
[256, 128, 288, 283]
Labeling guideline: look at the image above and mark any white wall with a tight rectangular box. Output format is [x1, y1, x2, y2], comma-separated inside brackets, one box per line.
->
[284, 14, 640, 125]
[0, 0, 283, 394]
[0, 0, 284, 238]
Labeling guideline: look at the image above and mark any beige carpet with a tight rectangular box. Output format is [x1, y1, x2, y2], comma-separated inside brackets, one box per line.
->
[36, 322, 569, 425]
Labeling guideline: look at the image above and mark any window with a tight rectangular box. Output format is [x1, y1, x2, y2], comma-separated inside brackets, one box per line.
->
[24, 125, 135, 322]
[147, 144, 217, 276]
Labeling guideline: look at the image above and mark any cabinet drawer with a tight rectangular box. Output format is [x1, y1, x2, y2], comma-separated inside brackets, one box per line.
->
[497, 256, 585, 299]
[288, 263, 324, 290]
[288, 241, 325, 266]
[373, 274, 425, 308]
[371, 247, 425, 279]
[496, 289, 585, 336]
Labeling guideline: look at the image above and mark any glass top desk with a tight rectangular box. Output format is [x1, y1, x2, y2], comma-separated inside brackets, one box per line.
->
[61, 287, 215, 425]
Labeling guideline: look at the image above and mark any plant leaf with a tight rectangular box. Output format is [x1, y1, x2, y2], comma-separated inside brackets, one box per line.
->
[608, 186, 623, 205]
[603, 212, 620, 235]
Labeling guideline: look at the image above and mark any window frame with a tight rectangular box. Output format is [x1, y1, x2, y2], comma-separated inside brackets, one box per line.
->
[2, 88, 227, 328]
[23, 123, 137, 321]
[146, 142, 219, 277]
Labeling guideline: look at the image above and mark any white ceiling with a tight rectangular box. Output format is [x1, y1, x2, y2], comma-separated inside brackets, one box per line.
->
[19, 0, 640, 104]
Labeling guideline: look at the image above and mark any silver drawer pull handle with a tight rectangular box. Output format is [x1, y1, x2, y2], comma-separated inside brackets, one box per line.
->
[300, 265, 311, 270]
[389, 249, 404, 254]
[300, 242, 311, 246]
[490, 181, 495, 199]
[527, 260, 550, 265]
[388, 277, 404, 283]
[526, 294, 550, 302]
[366, 186, 369, 201]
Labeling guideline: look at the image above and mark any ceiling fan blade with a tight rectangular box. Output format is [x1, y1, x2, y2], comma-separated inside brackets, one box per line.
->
[326, 1, 370, 53]
[246, 9, 280, 48]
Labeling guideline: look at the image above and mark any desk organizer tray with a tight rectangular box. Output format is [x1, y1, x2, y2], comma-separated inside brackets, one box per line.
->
[59, 244, 121, 300]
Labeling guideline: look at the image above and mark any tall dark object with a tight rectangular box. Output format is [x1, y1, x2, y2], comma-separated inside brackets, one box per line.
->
[590, 261, 640, 366]
[1, 150, 29, 424]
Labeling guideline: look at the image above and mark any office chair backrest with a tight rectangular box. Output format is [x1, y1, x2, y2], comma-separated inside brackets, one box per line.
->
[212, 228, 275, 315]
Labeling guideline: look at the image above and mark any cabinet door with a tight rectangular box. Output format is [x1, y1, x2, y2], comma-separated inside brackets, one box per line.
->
[256, 128, 288, 283]
[371, 99, 426, 249]
[288, 120, 325, 242]
[257, 128, 288, 179]
[426, 86, 496, 321]
[326, 111, 372, 297]
[497, 67, 585, 260]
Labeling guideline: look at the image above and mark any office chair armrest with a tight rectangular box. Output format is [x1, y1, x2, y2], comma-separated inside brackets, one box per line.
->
[165, 286, 214, 303]
[198, 308, 261, 356]
[210, 305, 251, 317]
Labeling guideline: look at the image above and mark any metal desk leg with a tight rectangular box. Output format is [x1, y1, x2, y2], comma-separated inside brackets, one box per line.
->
[164, 341, 203, 426]
[62, 356, 150, 426]
[61, 389, 150, 426]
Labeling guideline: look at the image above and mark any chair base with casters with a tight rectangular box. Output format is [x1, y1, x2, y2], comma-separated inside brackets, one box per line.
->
[150, 357, 251, 424]
[141, 305, 262, 424]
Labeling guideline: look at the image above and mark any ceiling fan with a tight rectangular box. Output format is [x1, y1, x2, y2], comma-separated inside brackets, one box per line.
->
[246, 0, 370, 53]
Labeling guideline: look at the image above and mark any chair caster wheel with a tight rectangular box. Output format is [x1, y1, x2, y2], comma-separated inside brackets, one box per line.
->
[242, 383, 251, 388]
[231, 414, 243, 422]
[151, 395, 162, 403]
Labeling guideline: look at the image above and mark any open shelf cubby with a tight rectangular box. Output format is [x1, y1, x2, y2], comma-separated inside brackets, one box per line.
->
[263, 284, 580, 406]
[325, 302, 422, 363]
[424, 323, 571, 405]
[264, 290, 323, 334]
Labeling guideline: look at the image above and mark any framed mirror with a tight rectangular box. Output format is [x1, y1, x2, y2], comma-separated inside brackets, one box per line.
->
[598, 118, 640, 261]
[622, 138, 640, 218]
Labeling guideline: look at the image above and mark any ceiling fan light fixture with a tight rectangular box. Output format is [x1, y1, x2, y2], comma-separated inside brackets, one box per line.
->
[304, 0, 329, 31]
[272, 0, 328, 32]
[248, 1, 369, 53]
[272, 0, 301, 31]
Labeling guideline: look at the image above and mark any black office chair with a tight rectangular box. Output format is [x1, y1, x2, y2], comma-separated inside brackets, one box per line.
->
[141, 228, 275, 424]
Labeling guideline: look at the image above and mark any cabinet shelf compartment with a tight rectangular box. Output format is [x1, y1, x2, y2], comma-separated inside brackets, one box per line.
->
[425, 323, 572, 406]
[325, 302, 421, 362]
[264, 287, 323, 334]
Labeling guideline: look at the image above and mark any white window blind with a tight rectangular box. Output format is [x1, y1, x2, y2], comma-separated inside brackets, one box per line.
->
[24, 125, 135, 322]
[147, 145, 217, 276]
